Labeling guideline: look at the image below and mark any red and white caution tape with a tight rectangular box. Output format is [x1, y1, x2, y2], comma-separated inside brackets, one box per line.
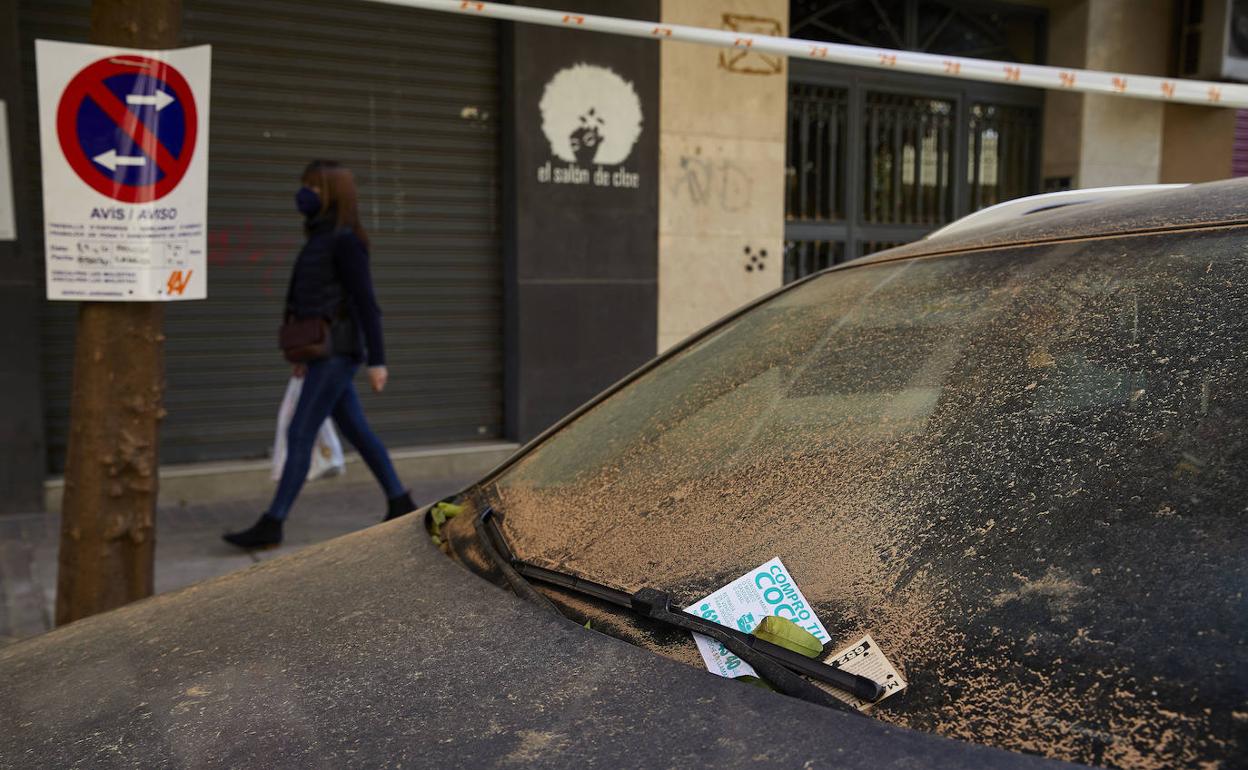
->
[368, 0, 1248, 109]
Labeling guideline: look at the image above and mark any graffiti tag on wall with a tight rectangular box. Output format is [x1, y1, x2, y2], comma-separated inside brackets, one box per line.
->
[670, 155, 754, 212]
[719, 15, 784, 75]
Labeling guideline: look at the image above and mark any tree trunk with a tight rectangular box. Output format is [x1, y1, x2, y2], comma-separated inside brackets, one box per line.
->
[55, 0, 181, 626]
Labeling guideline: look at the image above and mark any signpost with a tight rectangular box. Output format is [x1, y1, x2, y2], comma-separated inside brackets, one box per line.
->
[39, 0, 206, 626]
[37, 40, 209, 301]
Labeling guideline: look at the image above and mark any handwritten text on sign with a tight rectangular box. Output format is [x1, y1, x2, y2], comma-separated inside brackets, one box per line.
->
[37, 39, 211, 301]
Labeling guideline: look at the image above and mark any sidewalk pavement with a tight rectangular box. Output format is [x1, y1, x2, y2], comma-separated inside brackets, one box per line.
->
[0, 474, 474, 649]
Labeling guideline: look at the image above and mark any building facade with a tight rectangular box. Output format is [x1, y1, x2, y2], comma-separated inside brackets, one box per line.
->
[0, 0, 1241, 512]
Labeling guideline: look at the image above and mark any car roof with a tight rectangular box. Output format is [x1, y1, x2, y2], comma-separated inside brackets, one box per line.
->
[859, 177, 1248, 265]
[0, 521, 1072, 769]
[923, 184, 1187, 240]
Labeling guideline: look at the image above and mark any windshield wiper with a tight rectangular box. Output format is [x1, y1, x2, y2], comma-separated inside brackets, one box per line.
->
[473, 505, 562, 613]
[477, 507, 884, 713]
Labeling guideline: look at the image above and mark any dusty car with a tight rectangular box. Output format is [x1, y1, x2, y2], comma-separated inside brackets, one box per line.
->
[3, 180, 1246, 769]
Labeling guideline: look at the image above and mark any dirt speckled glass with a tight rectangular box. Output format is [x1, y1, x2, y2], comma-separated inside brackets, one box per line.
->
[478, 228, 1248, 769]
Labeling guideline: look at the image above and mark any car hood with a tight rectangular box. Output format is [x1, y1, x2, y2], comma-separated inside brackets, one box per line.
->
[0, 518, 1071, 768]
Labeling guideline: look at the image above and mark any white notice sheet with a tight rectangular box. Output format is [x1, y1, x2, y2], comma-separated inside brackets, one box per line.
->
[683, 557, 907, 710]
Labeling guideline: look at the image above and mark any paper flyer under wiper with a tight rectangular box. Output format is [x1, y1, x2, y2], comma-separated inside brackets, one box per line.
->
[683, 557, 906, 710]
[684, 557, 830, 679]
[824, 633, 907, 710]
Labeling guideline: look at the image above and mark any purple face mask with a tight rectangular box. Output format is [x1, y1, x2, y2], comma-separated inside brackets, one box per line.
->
[295, 187, 321, 217]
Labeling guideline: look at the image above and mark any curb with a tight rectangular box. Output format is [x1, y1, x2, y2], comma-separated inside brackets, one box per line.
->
[43, 441, 520, 513]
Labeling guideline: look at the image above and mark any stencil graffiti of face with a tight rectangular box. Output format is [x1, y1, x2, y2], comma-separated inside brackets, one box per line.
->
[569, 107, 605, 165]
[539, 63, 643, 166]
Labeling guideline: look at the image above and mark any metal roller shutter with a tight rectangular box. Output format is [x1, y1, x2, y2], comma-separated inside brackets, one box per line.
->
[20, 0, 503, 472]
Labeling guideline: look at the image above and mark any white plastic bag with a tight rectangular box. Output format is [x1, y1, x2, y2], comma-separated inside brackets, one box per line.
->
[271, 377, 346, 482]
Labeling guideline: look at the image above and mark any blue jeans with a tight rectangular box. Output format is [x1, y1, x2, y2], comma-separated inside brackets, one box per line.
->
[267, 356, 404, 521]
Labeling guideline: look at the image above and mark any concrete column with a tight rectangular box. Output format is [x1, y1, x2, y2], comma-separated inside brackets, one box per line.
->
[1160, 104, 1237, 183]
[503, 0, 660, 440]
[1040, 0, 1088, 185]
[1078, 0, 1171, 186]
[657, 0, 788, 353]
[1042, 0, 1204, 188]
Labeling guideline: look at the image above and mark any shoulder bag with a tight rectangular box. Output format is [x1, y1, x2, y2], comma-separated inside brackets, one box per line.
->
[278, 316, 331, 363]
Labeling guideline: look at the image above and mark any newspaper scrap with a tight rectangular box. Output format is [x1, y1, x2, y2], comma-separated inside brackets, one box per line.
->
[683, 557, 907, 710]
[823, 633, 907, 711]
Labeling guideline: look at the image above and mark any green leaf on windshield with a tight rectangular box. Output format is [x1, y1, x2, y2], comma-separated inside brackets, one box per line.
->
[434, 502, 465, 520]
[751, 616, 824, 659]
[736, 675, 775, 691]
[430, 502, 465, 538]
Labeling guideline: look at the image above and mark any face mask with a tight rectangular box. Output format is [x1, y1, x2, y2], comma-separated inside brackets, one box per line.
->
[295, 187, 321, 217]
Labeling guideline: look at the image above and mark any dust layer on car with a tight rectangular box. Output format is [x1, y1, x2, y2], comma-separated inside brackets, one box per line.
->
[447, 227, 1248, 770]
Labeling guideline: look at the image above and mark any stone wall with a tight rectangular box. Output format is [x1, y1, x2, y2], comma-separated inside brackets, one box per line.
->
[1040, 0, 1087, 184]
[1040, 0, 1236, 187]
[1160, 104, 1237, 183]
[657, 0, 788, 352]
[1078, 0, 1172, 186]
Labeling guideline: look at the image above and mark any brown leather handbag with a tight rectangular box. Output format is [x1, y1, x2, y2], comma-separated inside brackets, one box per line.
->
[278, 317, 331, 363]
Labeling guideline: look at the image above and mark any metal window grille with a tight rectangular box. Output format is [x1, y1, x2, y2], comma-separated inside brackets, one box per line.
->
[784, 81, 1042, 285]
[783, 240, 845, 283]
[783, 0, 1046, 285]
[968, 103, 1039, 211]
[863, 93, 955, 226]
[787, 84, 848, 223]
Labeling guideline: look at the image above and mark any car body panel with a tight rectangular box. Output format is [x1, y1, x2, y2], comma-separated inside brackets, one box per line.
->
[868, 178, 1248, 265]
[453, 203, 1248, 768]
[922, 184, 1187, 241]
[0, 520, 1070, 768]
[7, 180, 1248, 769]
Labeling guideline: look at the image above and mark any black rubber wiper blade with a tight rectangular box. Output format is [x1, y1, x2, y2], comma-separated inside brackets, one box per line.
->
[623, 586, 869, 714]
[508, 559, 634, 608]
[479, 508, 884, 710]
[473, 506, 563, 615]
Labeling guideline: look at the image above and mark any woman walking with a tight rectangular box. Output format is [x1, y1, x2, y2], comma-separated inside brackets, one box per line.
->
[224, 160, 415, 549]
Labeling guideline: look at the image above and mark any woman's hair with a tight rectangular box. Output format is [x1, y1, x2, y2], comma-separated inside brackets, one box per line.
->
[301, 159, 369, 249]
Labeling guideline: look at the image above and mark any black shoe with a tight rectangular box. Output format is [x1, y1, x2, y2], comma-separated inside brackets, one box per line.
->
[384, 491, 417, 522]
[223, 514, 283, 549]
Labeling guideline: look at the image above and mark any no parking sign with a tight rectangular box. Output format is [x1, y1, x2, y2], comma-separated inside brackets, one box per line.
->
[37, 40, 210, 301]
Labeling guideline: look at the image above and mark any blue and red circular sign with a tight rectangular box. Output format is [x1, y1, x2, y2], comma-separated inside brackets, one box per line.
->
[56, 55, 197, 204]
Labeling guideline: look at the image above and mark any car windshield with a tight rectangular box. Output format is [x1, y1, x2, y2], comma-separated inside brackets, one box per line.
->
[471, 227, 1248, 767]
